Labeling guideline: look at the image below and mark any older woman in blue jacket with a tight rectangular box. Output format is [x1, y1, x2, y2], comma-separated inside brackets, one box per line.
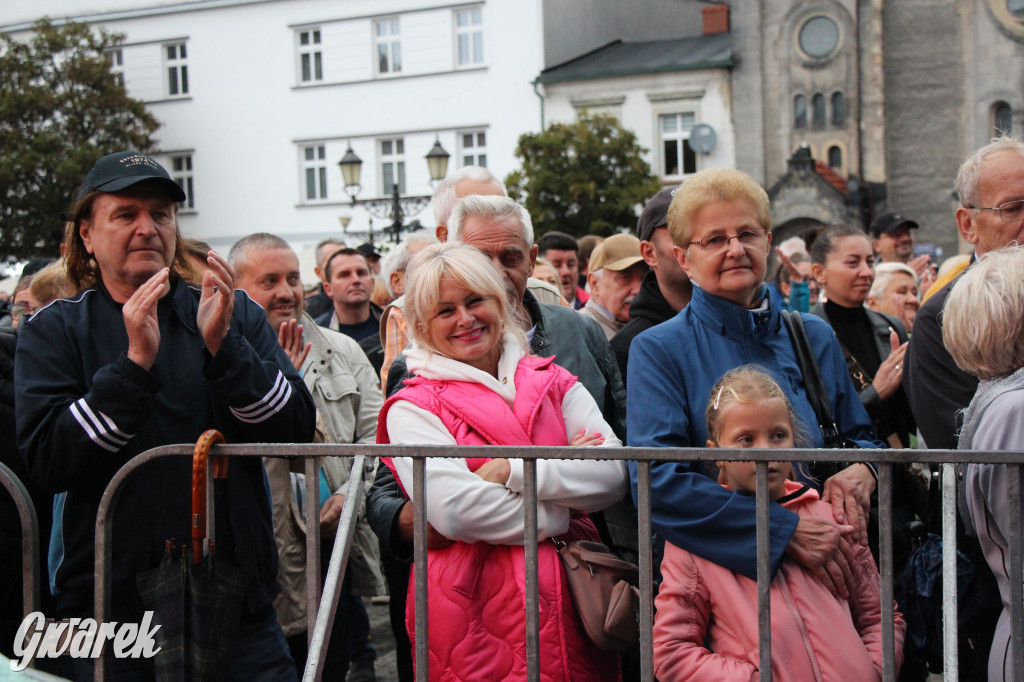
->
[627, 168, 881, 595]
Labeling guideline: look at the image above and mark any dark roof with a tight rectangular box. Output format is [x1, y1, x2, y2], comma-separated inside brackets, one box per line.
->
[537, 34, 733, 84]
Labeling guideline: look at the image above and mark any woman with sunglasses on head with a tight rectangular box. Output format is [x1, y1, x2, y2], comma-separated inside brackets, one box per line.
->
[627, 168, 882, 600]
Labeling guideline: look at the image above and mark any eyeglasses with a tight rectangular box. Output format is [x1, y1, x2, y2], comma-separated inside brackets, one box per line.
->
[967, 199, 1024, 222]
[688, 227, 770, 252]
[10, 304, 36, 322]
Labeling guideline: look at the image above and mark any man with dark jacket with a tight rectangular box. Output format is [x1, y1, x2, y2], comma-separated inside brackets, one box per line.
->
[15, 152, 316, 679]
[610, 187, 693, 385]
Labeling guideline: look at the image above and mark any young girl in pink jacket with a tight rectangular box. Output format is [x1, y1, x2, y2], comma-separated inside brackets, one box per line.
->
[653, 366, 906, 681]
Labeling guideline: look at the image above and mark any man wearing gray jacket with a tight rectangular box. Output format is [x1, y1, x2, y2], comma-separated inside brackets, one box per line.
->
[231, 233, 384, 682]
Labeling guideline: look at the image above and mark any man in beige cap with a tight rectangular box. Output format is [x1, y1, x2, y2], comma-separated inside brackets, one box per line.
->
[579, 233, 649, 339]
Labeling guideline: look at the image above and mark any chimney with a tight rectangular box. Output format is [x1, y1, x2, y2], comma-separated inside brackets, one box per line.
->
[702, 4, 730, 35]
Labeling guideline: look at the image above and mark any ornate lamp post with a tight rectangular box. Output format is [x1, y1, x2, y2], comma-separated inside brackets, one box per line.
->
[338, 139, 450, 243]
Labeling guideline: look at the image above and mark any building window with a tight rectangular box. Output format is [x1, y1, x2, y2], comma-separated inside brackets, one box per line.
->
[811, 93, 826, 127]
[460, 131, 487, 167]
[794, 95, 808, 128]
[375, 19, 401, 75]
[302, 145, 328, 202]
[105, 49, 124, 87]
[171, 155, 194, 209]
[165, 42, 188, 97]
[995, 101, 1013, 136]
[298, 29, 323, 83]
[659, 113, 697, 177]
[828, 146, 842, 170]
[380, 138, 406, 194]
[831, 92, 845, 126]
[455, 8, 484, 67]
[798, 15, 839, 59]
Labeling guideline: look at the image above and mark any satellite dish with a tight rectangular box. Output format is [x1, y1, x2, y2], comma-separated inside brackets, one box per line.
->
[689, 124, 717, 155]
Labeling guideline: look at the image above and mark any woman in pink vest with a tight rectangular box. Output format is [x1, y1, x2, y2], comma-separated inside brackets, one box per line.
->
[378, 242, 628, 681]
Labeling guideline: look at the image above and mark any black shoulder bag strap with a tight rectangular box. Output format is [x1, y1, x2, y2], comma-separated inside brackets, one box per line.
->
[781, 310, 842, 448]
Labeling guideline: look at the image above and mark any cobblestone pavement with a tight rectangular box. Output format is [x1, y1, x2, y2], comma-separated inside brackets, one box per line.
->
[365, 597, 399, 682]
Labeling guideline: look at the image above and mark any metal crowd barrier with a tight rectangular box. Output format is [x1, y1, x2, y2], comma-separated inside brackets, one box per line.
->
[0, 461, 41, 644]
[88, 443, 1024, 682]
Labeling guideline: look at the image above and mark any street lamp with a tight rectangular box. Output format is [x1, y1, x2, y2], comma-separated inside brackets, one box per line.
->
[338, 138, 450, 243]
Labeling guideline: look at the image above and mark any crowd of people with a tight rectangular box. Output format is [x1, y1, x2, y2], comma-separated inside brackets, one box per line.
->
[1, 134, 1023, 682]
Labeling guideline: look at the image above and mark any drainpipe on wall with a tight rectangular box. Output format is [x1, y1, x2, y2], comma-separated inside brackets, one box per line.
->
[532, 78, 546, 130]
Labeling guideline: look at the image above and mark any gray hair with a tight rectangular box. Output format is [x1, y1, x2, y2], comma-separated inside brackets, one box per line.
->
[314, 237, 347, 269]
[449, 195, 533, 246]
[380, 230, 439, 297]
[956, 135, 1024, 208]
[432, 166, 506, 226]
[943, 245, 1024, 379]
[228, 232, 293, 276]
[867, 262, 917, 301]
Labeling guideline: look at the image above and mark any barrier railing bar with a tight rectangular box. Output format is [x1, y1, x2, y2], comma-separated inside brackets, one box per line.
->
[412, 456, 429, 682]
[941, 463, 958, 679]
[304, 457, 322, 656]
[755, 462, 772, 682]
[524, 459, 540, 682]
[1010, 464, 1024, 679]
[90, 443, 1024, 682]
[637, 460, 654, 682]
[304, 455, 368, 682]
[0, 462, 41, 642]
[878, 462, 896, 682]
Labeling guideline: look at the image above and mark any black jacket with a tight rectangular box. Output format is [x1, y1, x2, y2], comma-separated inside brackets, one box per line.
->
[904, 270, 977, 449]
[810, 302, 915, 446]
[14, 278, 316, 618]
[610, 271, 678, 387]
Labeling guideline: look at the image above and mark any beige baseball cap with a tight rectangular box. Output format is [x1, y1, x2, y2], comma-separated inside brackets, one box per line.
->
[589, 233, 644, 272]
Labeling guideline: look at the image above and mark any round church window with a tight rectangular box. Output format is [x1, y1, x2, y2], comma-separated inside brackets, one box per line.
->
[798, 16, 840, 59]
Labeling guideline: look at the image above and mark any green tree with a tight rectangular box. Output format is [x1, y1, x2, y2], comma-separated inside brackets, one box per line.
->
[505, 114, 661, 238]
[0, 18, 160, 260]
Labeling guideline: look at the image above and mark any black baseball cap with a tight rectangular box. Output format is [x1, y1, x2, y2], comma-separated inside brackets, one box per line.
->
[637, 187, 678, 242]
[77, 151, 186, 203]
[869, 212, 918, 238]
[356, 242, 381, 259]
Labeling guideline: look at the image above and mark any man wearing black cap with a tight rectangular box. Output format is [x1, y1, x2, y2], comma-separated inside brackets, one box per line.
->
[356, 242, 382, 275]
[610, 187, 693, 385]
[15, 151, 315, 679]
[870, 211, 932, 278]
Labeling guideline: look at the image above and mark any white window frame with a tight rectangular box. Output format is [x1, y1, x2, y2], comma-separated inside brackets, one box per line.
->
[297, 28, 323, 84]
[379, 138, 406, 195]
[165, 42, 189, 97]
[374, 18, 402, 76]
[459, 131, 487, 167]
[170, 154, 195, 210]
[105, 49, 124, 87]
[657, 112, 698, 180]
[301, 144, 328, 203]
[454, 7, 484, 67]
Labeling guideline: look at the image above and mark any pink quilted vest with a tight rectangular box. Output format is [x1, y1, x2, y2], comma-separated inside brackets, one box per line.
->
[378, 355, 620, 681]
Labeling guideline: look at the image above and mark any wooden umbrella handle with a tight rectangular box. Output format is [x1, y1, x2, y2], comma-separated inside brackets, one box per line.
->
[192, 430, 225, 563]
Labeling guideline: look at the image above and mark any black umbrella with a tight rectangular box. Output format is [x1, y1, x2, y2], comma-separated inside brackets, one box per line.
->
[135, 430, 246, 682]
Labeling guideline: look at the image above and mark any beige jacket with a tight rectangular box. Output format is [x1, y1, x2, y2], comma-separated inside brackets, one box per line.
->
[268, 314, 386, 637]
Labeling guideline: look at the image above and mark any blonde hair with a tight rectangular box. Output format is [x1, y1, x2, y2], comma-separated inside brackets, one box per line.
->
[868, 262, 917, 302]
[667, 169, 772, 247]
[706, 365, 810, 446]
[943, 245, 1024, 379]
[29, 260, 75, 306]
[403, 242, 528, 355]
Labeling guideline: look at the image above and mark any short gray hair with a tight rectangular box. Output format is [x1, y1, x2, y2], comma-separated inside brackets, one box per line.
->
[432, 166, 506, 226]
[380, 230, 439, 296]
[314, 237, 347, 268]
[955, 135, 1024, 208]
[448, 195, 533, 246]
[868, 262, 917, 302]
[943, 245, 1024, 379]
[228, 232, 293, 276]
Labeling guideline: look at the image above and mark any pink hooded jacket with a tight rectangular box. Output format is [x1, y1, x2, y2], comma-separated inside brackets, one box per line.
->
[379, 354, 620, 682]
[653, 480, 906, 682]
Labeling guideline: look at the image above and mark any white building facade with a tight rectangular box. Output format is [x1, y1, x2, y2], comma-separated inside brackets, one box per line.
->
[3, 0, 552, 272]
